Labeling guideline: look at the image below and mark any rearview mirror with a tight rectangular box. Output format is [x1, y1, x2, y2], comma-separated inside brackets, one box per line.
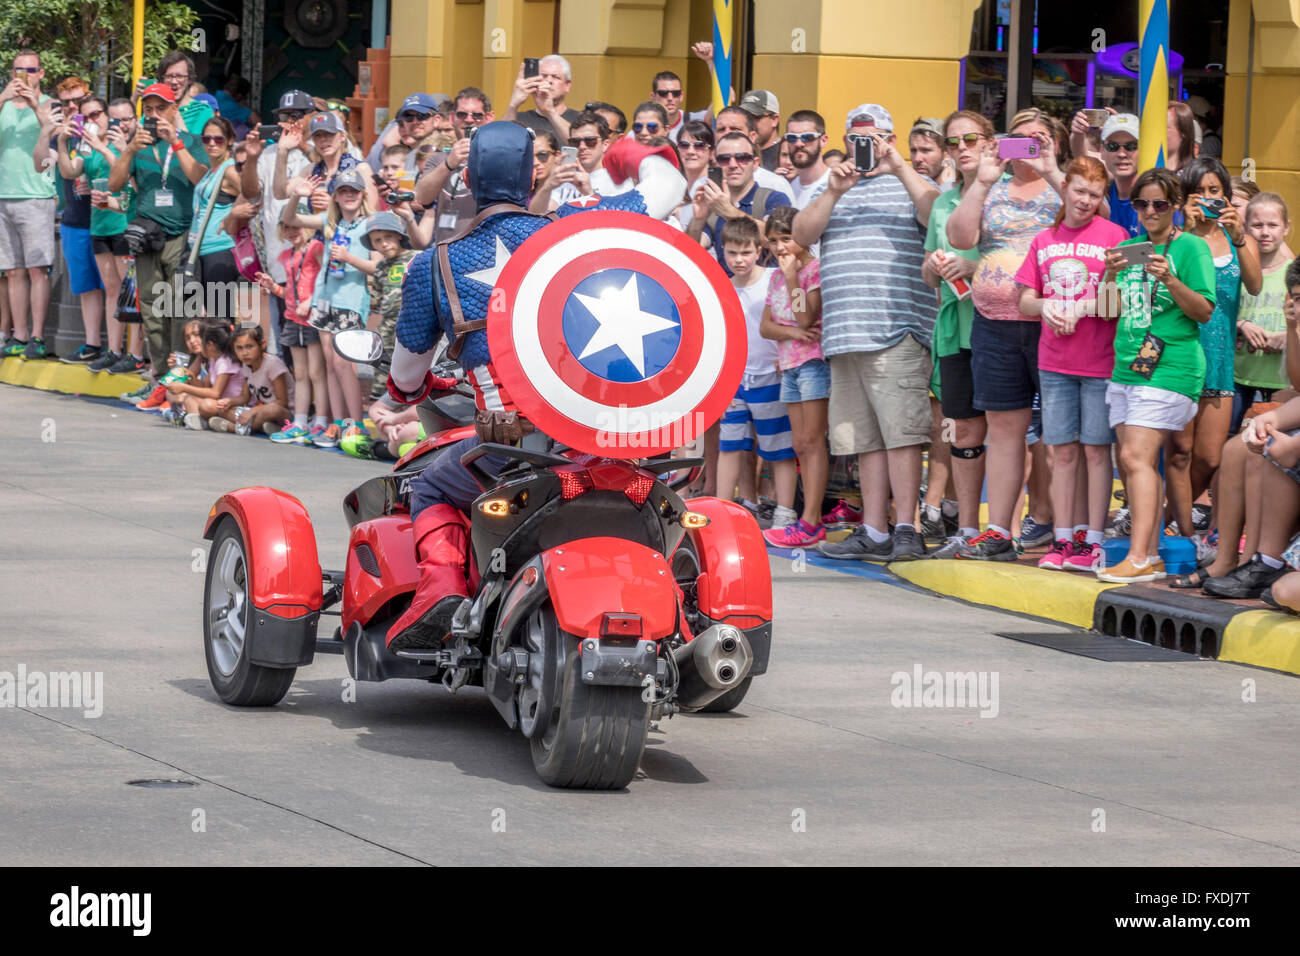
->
[332, 328, 383, 364]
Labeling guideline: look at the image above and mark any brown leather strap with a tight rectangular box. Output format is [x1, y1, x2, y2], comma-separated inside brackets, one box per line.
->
[437, 202, 555, 358]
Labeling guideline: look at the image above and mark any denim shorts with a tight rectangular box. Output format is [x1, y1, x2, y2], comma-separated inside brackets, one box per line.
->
[779, 358, 830, 403]
[1039, 370, 1114, 445]
[970, 309, 1040, 412]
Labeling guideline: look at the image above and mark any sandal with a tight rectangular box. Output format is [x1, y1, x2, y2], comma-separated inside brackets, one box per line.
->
[1169, 568, 1212, 589]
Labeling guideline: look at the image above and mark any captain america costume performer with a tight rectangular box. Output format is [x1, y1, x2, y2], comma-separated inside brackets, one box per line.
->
[383, 121, 686, 650]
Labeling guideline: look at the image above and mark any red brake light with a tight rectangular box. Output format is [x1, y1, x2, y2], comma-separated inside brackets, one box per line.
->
[559, 470, 593, 499]
[623, 472, 655, 505]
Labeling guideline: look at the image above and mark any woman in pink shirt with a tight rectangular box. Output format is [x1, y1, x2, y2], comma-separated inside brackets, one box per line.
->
[1016, 157, 1129, 571]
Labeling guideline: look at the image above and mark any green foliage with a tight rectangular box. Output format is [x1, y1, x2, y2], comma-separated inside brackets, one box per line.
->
[0, 0, 199, 89]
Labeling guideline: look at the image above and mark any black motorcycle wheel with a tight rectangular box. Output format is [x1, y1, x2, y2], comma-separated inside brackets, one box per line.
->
[203, 519, 296, 707]
[528, 608, 650, 789]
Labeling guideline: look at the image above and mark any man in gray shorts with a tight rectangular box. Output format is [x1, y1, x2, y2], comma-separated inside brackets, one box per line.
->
[792, 103, 940, 562]
[0, 50, 57, 358]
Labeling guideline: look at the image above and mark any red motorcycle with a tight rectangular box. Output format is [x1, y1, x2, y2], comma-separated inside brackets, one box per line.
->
[201, 349, 773, 789]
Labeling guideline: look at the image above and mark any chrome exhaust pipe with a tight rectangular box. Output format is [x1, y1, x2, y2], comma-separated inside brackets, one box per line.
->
[672, 624, 753, 711]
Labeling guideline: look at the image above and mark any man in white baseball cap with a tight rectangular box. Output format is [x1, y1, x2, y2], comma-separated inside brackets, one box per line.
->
[1098, 113, 1142, 237]
[738, 90, 782, 170]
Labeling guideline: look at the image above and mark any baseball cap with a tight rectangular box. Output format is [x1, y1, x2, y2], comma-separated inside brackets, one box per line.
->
[361, 211, 411, 250]
[1100, 113, 1139, 143]
[277, 89, 314, 115]
[738, 90, 780, 117]
[309, 111, 346, 136]
[330, 168, 367, 194]
[1186, 94, 1212, 119]
[846, 103, 894, 132]
[139, 83, 176, 104]
[910, 117, 945, 138]
[399, 93, 447, 116]
[193, 93, 218, 113]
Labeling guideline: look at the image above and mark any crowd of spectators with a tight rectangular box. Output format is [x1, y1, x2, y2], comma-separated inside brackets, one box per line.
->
[2, 42, 1299, 609]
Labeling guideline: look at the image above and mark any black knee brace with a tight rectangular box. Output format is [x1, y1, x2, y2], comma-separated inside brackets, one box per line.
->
[951, 444, 986, 460]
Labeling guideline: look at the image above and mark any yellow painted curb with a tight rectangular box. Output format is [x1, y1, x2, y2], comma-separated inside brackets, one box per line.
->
[890, 560, 1122, 629]
[1219, 610, 1300, 677]
[0, 356, 146, 398]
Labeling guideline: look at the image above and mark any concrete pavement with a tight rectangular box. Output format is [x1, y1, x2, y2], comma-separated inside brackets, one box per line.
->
[2, 384, 1298, 865]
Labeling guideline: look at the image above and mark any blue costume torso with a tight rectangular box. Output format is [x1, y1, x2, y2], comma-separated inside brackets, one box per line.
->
[396, 191, 649, 371]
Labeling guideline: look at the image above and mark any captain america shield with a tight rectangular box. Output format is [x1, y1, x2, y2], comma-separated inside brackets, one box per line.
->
[488, 210, 746, 456]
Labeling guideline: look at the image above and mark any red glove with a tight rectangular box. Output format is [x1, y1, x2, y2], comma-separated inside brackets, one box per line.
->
[602, 137, 681, 185]
[386, 370, 456, 406]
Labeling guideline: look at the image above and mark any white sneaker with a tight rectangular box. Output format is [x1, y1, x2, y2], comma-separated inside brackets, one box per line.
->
[770, 505, 797, 530]
[209, 416, 234, 433]
[183, 412, 207, 431]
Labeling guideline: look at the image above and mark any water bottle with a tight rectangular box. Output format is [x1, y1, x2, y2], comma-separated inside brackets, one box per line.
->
[328, 230, 349, 278]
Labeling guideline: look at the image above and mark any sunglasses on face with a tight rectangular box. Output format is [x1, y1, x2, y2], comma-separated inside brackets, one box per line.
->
[632, 122, 660, 133]
[568, 136, 600, 148]
[201, 135, 226, 145]
[12, 67, 39, 74]
[1131, 198, 1171, 213]
[1104, 140, 1138, 153]
[784, 132, 820, 144]
[654, 88, 682, 98]
[534, 150, 553, 163]
[716, 153, 754, 166]
[678, 140, 709, 151]
[455, 110, 485, 122]
[398, 113, 428, 124]
[279, 111, 306, 122]
[945, 133, 982, 148]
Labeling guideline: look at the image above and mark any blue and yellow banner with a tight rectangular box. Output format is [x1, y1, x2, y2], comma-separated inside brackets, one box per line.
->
[1138, 0, 1169, 170]
[711, 0, 733, 116]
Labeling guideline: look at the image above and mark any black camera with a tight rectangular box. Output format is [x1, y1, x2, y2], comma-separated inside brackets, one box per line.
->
[141, 116, 159, 140]
[386, 190, 416, 204]
[123, 217, 166, 255]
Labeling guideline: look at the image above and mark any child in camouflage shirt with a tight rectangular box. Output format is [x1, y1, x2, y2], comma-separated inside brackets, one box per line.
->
[360, 212, 417, 399]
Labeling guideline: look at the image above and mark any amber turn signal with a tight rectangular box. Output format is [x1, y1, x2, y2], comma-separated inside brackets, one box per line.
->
[478, 498, 511, 517]
[680, 511, 709, 529]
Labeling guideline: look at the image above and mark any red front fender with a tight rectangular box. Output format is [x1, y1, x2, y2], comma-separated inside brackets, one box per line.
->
[539, 538, 679, 641]
[681, 496, 773, 628]
[204, 487, 323, 615]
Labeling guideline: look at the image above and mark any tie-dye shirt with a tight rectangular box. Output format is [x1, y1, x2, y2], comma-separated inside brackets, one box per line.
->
[972, 177, 1061, 321]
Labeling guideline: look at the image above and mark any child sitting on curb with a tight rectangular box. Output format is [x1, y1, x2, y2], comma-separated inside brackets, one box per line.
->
[211, 326, 294, 435]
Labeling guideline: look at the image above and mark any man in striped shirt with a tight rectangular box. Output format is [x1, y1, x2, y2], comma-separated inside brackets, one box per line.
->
[792, 103, 940, 563]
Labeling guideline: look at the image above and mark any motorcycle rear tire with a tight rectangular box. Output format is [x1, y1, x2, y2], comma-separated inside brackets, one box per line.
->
[529, 610, 650, 789]
[203, 519, 297, 707]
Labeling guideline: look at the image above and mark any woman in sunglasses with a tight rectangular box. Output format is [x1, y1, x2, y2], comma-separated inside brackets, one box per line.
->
[630, 101, 668, 145]
[922, 110, 993, 558]
[945, 108, 1071, 562]
[1095, 167, 1216, 582]
[188, 117, 246, 289]
[672, 121, 715, 230]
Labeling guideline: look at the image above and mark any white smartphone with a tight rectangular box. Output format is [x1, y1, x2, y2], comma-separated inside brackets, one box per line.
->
[560, 145, 578, 165]
[1113, 241, 1155, 267]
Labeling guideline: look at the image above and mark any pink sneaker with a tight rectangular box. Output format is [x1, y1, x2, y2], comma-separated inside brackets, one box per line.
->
[764, 519, 827, 548]
[1064, 540, 1102, 572]
[1037, 538, 1073, 570]
[822, 499, 863, 530]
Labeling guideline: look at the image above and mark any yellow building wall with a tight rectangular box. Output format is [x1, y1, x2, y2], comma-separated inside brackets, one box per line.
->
[1223, 0, 1300, 225]
[385, 0, 1295, 224]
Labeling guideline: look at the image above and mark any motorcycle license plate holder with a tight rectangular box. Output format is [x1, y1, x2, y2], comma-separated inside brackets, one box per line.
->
[578, 637, 660, 688]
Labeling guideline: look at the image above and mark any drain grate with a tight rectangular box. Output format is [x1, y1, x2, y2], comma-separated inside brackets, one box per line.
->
[995, 631, 1203, 662]
[126, 779, 199, 788]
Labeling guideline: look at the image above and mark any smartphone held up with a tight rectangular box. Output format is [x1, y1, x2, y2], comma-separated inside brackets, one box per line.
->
[846, 133, 877, 174]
